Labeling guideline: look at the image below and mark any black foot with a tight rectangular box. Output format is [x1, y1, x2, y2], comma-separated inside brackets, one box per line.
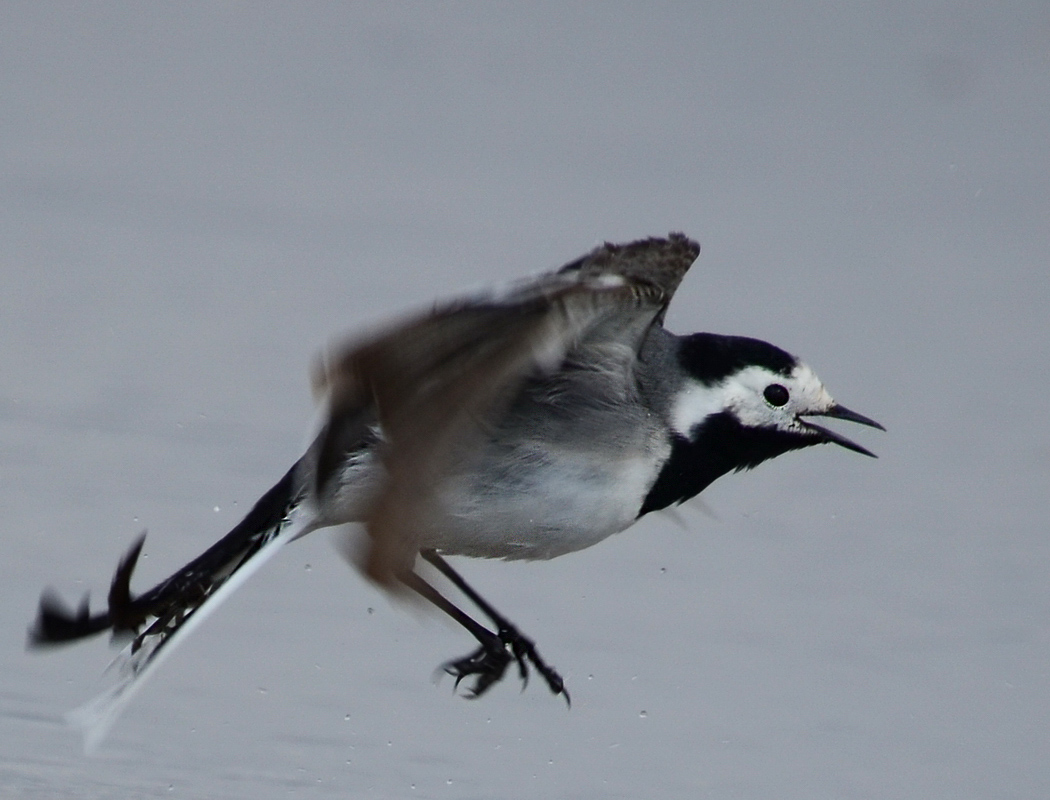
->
[440, 625, 570, 705]
[441, 635, 513, 698]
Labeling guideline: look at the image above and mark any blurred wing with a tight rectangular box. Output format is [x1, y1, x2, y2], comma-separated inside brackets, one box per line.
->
[313, 234, 700, 586]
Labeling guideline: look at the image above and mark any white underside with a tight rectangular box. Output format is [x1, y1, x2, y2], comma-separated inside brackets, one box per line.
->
[324, 435, 668, 561]
[420, 449, 661, 559]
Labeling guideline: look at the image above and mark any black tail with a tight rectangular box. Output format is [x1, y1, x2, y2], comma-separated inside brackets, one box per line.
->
[29, 462, 302, 649]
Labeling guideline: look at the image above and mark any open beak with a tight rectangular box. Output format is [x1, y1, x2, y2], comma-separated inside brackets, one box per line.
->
[801, 403, 885, 458]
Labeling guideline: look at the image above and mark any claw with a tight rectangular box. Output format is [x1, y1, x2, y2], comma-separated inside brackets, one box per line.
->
[498, 625, 568, 705]
[438, 641, 514, 698]
[434, 625, 569, 704]
[505, 634, 530, 687]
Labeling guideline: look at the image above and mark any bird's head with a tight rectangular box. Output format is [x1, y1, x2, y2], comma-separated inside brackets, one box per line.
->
[673, 333, 884, 461]
[639, 333, 884, 515]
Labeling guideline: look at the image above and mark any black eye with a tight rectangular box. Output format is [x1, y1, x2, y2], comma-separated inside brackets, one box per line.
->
[764, 383, 789, 407]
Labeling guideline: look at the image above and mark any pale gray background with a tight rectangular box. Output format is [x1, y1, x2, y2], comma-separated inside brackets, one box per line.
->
[2, 4, 1048, 799]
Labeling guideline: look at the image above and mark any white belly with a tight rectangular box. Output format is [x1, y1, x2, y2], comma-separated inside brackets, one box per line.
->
[319, 420, 669, 562]
[420, 445, 663, 560]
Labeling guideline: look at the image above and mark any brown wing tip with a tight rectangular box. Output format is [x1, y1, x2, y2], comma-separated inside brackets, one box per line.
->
[601, 232, 699, 259]
[562, 232, 698, 272]
[595, 231, 699, 259]
[559, 233, 700, 303]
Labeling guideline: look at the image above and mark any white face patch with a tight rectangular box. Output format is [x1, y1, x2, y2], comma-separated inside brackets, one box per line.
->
[670, 379, 727, 437]
[671, 363, 836, 437]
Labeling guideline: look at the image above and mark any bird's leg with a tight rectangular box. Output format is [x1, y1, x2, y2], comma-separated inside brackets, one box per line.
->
[419, 549, 569, 704]
[399, 570, 513, 698]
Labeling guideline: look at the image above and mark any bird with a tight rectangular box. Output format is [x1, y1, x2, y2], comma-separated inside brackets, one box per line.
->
[29, 233, 883, 746]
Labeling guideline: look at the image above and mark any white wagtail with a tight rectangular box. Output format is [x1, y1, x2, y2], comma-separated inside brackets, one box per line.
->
[31, 233, 882, 739]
